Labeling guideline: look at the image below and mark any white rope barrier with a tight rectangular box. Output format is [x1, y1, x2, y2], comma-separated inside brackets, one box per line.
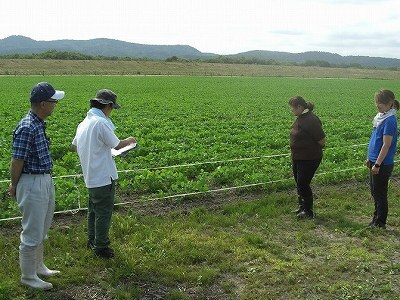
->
[0, 142, 369, 183]
[0, 164, 369, 222]
[0, 142, 381, 222]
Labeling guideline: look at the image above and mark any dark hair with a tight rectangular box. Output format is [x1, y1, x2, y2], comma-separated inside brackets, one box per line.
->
[288, 96, 314, 111]
[90, 99, 112, 109]
[375, 89, 399, 110]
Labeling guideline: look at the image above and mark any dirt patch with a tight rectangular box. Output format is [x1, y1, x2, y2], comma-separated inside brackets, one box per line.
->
[115, 278, 233, 300]
[43, 284, 112, 300]
[115, 189, 266, 216]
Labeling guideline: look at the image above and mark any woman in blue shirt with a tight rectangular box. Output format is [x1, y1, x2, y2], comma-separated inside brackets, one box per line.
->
[366, 89, 399, 229]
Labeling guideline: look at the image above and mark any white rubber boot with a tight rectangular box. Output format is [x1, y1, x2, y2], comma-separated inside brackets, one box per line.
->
[20, 246, 53, 290]
[36, 243, 60, 277]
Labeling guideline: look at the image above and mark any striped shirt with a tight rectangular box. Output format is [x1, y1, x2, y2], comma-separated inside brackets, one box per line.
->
[12, 111, 53, 173]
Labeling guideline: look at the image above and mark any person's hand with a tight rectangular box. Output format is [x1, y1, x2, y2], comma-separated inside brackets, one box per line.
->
[8, 184, 16, 197]
[371, 165, 380, 175]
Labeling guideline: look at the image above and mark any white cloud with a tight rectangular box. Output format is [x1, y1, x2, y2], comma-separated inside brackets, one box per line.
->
[0, 0, 399, 58]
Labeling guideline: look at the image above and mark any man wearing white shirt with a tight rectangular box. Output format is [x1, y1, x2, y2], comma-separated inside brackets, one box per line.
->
[72, 89, 136, 258]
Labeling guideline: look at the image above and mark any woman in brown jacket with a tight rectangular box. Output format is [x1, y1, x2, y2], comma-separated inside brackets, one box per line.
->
[289, 96, 326, 219]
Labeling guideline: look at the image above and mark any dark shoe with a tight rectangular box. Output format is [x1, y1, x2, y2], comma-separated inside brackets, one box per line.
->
[297, 210, 314, 219]
[292, 207, 304, 214]
[94, 247, 115, 259]
[368, 222, 386, 229]
[87, 241, 95, 250]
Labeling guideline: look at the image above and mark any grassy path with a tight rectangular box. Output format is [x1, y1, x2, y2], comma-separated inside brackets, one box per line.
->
[1, 179, 400, 299]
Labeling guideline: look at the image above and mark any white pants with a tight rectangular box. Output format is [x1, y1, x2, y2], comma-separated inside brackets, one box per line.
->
[16, 174, 55, 250]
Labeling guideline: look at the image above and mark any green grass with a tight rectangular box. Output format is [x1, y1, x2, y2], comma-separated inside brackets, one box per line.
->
[1, 180, 399, 299]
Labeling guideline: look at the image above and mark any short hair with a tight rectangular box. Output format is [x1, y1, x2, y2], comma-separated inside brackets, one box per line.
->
[90, 99, 111, 109]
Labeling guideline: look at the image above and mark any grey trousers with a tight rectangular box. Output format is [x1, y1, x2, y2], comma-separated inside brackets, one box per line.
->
[16, 174, 55, 250]
[87, 180, 115, 249]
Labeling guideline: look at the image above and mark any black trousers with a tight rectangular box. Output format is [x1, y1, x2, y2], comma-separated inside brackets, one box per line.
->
[292, 159, 322, 199]
[369, 164, 393, 226]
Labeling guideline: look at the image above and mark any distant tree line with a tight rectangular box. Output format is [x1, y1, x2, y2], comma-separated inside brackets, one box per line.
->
[163, 55, 399, 70]
[0, 50, 398, 71]
[202, 55, 370, 69]
[0, 50, 150, 62]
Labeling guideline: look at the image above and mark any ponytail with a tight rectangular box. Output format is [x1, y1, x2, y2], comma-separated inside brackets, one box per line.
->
[306, 102, 314, 111]
[289, 96, 314, 111]
[393, 99, 399, 110]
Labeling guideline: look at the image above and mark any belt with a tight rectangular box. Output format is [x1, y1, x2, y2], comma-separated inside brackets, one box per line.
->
[22, 170, 52, 175]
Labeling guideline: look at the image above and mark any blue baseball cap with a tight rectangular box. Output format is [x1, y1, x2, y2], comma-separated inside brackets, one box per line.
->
[30, 82, 65, 103]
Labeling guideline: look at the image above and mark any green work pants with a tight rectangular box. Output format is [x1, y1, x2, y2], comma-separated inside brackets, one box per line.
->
[87, 180, 115, 249]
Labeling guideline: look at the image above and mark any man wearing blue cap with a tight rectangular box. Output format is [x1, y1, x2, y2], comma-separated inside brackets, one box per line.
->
[9, 82, 64, 290]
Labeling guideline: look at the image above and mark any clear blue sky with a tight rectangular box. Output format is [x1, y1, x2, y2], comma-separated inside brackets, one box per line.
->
[1, 0, 399, 59]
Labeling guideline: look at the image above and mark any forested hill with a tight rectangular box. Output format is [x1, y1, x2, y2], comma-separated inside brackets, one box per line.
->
[1, 35, 400, 68]
[231, 50, 400, 68]
[0, 35, 212, 60]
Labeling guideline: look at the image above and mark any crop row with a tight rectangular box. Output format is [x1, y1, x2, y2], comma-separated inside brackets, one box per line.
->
[0, 76, 399, 219]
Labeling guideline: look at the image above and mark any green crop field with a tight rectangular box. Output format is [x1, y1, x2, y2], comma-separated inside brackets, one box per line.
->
[0, 75, 399, 219]
[1, 74, 400, 299]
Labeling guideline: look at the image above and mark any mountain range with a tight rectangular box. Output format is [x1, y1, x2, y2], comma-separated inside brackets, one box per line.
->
[1, 35, 400, 68]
